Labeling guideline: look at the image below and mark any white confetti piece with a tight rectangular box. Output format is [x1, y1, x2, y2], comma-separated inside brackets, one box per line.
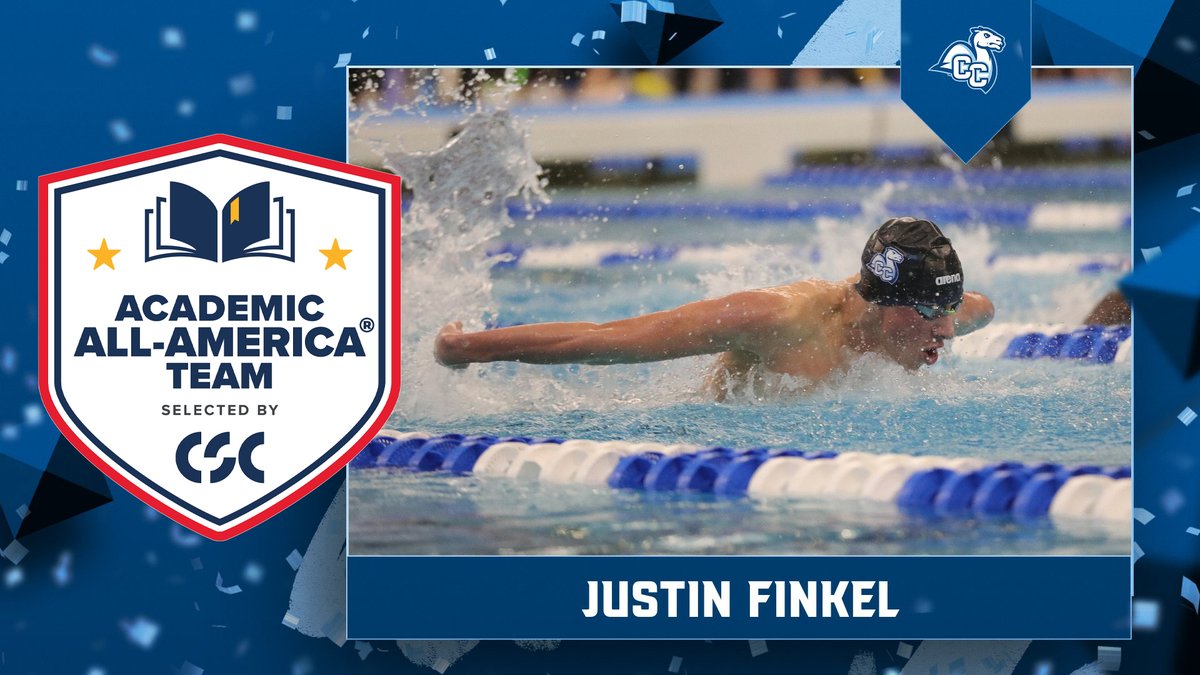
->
[1133, 598, 1160, 630]
[777, 26, 783, 38]
[120, 617, 160, 649]
[571, 32, 585, 46]
[15, 180, 27, 191]
[362, 26, 370, 39]
[780, 12, 796, 18]
[1189, 527, 1200, 536]
[1178, 36, 1196, 53]
[2, 540, 27, 564]
[334, 52, 352, 68]
[592, 30, 606, 40]
[276, 106, 293, 121]
[1184, 576, 1199, 612]
[1178, 184, 1196, 197]
[1133, 541, 1144, 563]
[1140, 246, 1161, 262]
[621, 1, 648, 24]
[1133, 508, 1155, 524]
[286, 549, 303, 570]
[215, 572, 243, 595]
[484, 47, 497, 60]
[1179, 407, 1197, 426]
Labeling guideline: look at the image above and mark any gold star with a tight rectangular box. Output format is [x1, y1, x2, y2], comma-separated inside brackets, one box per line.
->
[88, 239, 120, 270]
[319, 238, 352, 270]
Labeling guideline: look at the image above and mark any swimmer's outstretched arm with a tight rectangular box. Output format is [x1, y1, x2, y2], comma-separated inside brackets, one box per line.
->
[435, 291, 794, 367]
[953, 292, 995, 336]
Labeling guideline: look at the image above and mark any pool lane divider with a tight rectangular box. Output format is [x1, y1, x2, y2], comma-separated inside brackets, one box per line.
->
[351, 432, 1131, 522]
[948, 323, 1130, 364]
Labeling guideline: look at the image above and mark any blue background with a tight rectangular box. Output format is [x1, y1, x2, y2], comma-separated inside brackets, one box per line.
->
[2, 1, 1199, 673]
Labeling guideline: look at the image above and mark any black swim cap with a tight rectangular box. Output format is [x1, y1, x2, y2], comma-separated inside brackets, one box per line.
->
[855, 217, 964, 308]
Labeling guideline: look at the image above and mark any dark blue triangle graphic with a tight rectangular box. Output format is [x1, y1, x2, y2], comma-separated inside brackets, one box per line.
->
[14, 435, 112, 539]
[610, 0, 723, 65]
[1121, 224, 1200, 378]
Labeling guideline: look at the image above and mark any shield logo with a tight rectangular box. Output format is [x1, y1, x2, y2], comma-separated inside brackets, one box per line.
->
[40, 135, 401, 540]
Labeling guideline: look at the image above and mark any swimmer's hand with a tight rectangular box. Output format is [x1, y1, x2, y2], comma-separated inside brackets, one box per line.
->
[435, 321, 470, 369]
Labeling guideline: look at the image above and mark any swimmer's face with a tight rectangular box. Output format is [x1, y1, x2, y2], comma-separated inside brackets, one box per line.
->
[878, 305, 955, 369]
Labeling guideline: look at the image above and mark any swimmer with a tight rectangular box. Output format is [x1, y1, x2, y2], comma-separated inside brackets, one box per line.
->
[435, 217, 995, 398]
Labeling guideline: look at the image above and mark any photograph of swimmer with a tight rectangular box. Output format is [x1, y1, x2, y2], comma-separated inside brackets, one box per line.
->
[347, 68, 1132, 556]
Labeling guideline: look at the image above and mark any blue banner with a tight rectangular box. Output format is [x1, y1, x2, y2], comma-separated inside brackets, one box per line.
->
[347, 556, 1130, 639]
[902, 0, 1033, 162]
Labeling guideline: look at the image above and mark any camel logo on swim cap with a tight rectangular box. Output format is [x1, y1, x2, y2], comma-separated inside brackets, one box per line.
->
[935, 273, 962, 286]
[866, 246, 907, 284]
[930, 27, 1006, 94]
[40, 135, 402, 540]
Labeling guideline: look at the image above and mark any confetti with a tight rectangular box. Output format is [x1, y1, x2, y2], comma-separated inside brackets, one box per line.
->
[236, 11, 258, 32]
[621, 1, 648, 24]
[15, 180, 27, 191]
[748, 640, 768, 657]
[1133, 598, 1160, 630]
[432, 658, 451, 674]
[334, 53, 352, 68]
[1096, 646, 1121, 671]
[648, 0, 675, 12]
[4, 567, 23, 588]
[161, 27, 185, 49]
[229, 73, 255, 96]
[282, 612, 301, 629]
[500, 0, 508, 5]
[1179, 407, 1197, 426]
[1133, 507, 1155, 524]
[1188, 527, 1200, 536]
[191, 558, 204, 571]
[2, 540, 28, 565]
[1184, 576, 1200, 612]
[22, 404, 40, 425]
[1140, 246, 1161, 262]
[484, 47, 497, 60]
[777, 26, 783, 38]
[85, 668, 106, 675]
[780, 12, 796, 18]
[109, 119, 133, 143]
[215, 572, 243, 595]
[572, 33, 585, 46]
[592, 30, 606, 40]
[180, 662, 203, 675]
[120, 617, 160, 649]
[15, 504, 28, 519]
[668, 656, 683, 673]
[170, 524, 203, 548]
[362, 26, 370, 39]
[88, 44, 118, 67]
[178, 99, 196, 117]
[52, 551, 72, 586]
[1033, 661, 1052, 675]
[243, 561, 264, 584]
[355, 641, 373, 660]
[286, 549, 303, 570]
[1178, 36, 1196, 53]
[1178, 184, 1196, 197]
[1137, 130, 1156, 140]
[1163, 488, 1185, 515]
[897, 642, 914, 659]
[1133, 541, 1144, 563]
[276, 106, 293, 121]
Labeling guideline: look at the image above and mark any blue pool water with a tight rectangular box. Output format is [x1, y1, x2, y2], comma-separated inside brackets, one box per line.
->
[349, 112, 1130, 556]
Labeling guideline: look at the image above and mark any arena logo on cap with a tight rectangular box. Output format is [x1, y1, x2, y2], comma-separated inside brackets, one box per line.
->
[40, 135, 401, 540]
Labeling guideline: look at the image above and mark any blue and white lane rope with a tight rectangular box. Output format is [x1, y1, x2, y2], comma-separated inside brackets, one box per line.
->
[488, 243, 1129, 274]
[951, 323, 1130, 364]
[351, 432, 1131, 523]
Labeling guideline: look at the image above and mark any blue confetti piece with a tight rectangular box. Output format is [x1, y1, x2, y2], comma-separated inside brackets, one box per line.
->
[216, 572, 242, 595]
[236, 11, 258, 32]
[161, 27, 184, 49]
[191, 557, 203, 570]
[777, 26, 783, 38]
[1179, 407, 1196, 426]
[1138, 130, 1156, 140]
[228, 73, 255, 96]
[668, 656, 683, 673]
[1163, 488, 1186, 515]
[897, 642, 914, 659]
[243, 560, 264, 584]
[484, 47, 497, 60]
[1178, 184, 1196, 198]
[571, 32, 585, 46]
[4, 567, 23, 588]
[120, 617, 160, 649]
[22, 404, 40, 426]
[85, 668, 106, 675]
[592, 30, 606, 40]
[286, 549, 303, 570]
[334, 52, 352, 68]
[355, 641, 373, 661]
[1178, 36, 1196, 53]
[0, 252, 8, 265]
[1032, 661, 1052, 675]
[1134, 508, 1155, 524]
[748, 640, 767, 657]
[500, 0, 508, 4]
[780, 12, 796, 18]
[108, 119, 133, 143]
[180, 662, 203, 675]
[1184, 576, 1200, 612]
[170, 523, 203, 548]
[1189, 527, 1200, 536]
[276, 106, 293, 120]
[177, 99, 195, 118]
[648, 0, 675, 12]
[0, 228, 10, 245]
[621, 1, 648, 24]
[1133, 598, 1160, 630]
[15, 180, 27, 191]
[87, 44, 117, 67]
[2, 540, 28, 564]
[16, 504, 29, 519]
[1141, 246, 1161, 262]
[1096, 646, 1121, 670]
[362, 26, 370, 39]
[52, 551, 72, 586]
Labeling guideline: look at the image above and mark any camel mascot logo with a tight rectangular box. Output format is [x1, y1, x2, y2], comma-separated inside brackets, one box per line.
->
[930, 27, 1006, 94]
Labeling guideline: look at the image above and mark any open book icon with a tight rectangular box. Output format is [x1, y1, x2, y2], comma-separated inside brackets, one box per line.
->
[145, 182, 295, 262]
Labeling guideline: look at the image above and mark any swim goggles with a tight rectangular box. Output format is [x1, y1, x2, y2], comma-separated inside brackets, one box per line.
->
[912, 300, 961, 320]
